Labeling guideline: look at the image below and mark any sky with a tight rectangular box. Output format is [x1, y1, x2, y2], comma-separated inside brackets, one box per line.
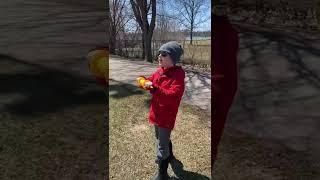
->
[165, 0, 211, 32]
[124, 0, 211, 33]
[198, 15, 211, 31]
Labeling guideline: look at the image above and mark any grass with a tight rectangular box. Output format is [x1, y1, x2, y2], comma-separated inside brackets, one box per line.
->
[180, 44, 211, 65]
[178, 40, 211, 66]
[179, 40, 211, 46]
[0, 56, 107, 179]
[109, 81, 211, 180]
[119, 39, 211, 66]
[4, 50, 316, 179]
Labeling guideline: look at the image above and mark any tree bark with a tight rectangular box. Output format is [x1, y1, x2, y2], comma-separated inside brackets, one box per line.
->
[110, 26, 117, 54]
[141, 34, 145, 58]
[190, 25, 193, 45]
[130, 0, 156, 63]
[145, 33, 153, 62]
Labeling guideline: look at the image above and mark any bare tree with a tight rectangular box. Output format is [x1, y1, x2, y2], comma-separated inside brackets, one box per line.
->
[110, 0, 132, 54]
[130, 0, 156, 62]
[153, 0, 182, 42]
[173, 0, 210, 44]
[155, 1, 167, 40]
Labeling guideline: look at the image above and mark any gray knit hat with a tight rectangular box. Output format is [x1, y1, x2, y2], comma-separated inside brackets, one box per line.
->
[158, 41, 183, 64]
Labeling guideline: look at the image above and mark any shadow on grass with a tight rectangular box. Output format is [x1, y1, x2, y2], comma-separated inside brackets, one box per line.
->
[109, 79, 146, 99]
[144, 98, 152, 108]
[169, 158, 210, 180]
[0, 54, 106, 118]
[219, 25, 320, 178]
[229, 24, 320, 136]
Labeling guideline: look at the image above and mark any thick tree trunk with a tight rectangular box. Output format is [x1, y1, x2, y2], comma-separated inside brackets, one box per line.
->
[141, 34, 145, 58]
[190, 19, 194, 45]
[145, 33, 153, 63]
[190, 28, 193, 45]
[110, 27, 117, 54]
[130, 0, 156, 62]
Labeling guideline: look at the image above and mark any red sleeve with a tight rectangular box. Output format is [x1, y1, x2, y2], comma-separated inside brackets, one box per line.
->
[146, 69, 159, 82]
[213, 21, 239, 92]
[153, 72, 185, 98]
[212, 26, 225, 82]
[146, 70, 158, 94]
[224, 28, 239, 92]
[146, 73, 155, 82]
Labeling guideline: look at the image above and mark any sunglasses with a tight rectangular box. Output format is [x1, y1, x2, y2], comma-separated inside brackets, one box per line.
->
[158, 51, 169, 57]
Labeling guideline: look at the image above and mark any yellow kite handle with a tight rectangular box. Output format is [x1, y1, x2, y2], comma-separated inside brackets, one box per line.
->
[136, 76, 153, 90]
[87, 47, 108, 86]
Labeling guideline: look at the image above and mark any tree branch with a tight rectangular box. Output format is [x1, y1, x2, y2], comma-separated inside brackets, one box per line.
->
[130, 0, 144, 32]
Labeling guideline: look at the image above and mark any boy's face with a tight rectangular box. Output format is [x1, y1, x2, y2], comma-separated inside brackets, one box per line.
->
[158, 51, 174, 68]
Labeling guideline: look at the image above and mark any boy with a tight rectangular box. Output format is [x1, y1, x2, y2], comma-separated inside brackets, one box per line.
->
[144, 41, 185, 180]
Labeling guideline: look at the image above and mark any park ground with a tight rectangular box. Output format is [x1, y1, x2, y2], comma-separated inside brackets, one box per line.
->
[109, 61, 320, 180]
[1, 0, 320, 179]
[1, 55, 319, 179]
[109, 80, 211, 180]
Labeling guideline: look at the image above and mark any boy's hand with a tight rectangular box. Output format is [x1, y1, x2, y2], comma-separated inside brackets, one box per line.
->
[144, 81, 153, 89]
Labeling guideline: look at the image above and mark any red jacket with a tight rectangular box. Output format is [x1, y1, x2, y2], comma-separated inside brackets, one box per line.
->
[147, 66, 185, 130]
[212, 15, 239, 164]
[212, 15, 238, 98]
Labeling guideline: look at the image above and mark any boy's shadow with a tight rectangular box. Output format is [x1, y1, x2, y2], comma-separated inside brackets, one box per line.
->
[169, 158, 211, 180]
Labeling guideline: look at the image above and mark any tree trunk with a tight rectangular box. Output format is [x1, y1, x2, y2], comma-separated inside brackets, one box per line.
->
[110, 27, 117, 54]
[145, 33, 153, 63]
[190, 27, 193, 45]
[141, 34, 145, 58]
[130, 0, 156, 61]
[190, 15, 194, 45]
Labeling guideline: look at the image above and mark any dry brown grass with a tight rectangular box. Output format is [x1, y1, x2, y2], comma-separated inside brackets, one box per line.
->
[120, 40, 211, 66]
[178, 40, 211, 66]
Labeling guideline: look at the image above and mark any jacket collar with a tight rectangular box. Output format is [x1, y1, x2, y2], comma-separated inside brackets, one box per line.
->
[159, 66, 181, 77]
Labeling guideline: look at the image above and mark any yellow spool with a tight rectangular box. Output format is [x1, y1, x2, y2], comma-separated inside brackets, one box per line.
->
[136, 76, 153, 90]
[88, 49, 108, 79]
[136, 77, 145, 88]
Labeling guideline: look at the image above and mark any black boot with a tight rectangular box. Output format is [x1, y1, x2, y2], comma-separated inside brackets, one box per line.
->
[168, 140, 175, 162]
[153, 158, 169, 180]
